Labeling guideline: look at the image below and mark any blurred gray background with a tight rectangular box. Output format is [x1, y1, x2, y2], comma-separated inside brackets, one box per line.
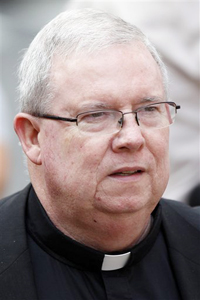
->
[1, 0, 68, 197]
[0, 0, 199, 203]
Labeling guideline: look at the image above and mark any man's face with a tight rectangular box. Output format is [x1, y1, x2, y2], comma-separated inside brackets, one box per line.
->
[39, 43, 169, 226]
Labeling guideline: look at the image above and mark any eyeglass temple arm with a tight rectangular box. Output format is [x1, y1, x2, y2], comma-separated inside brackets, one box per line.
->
[36, 114, 77, 123]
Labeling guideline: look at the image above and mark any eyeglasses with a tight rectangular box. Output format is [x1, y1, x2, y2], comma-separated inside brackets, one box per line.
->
[33, 102, 180, 135]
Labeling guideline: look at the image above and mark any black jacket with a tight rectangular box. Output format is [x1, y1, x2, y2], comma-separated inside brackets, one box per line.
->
[0, 184, 200, 300]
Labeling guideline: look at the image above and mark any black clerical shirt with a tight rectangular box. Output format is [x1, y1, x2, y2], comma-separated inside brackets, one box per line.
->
[26, 188, 181, 300]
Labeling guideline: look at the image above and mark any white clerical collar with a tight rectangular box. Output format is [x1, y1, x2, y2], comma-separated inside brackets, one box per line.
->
[101, 216, 154, 271]
[101, 252, 131, 271]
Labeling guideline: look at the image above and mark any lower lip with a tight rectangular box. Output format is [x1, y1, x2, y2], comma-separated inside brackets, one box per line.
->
[109, 172, 144, 182]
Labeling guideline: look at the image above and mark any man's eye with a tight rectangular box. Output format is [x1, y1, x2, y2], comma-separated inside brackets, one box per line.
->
[90, 112, 106, 118]
[141, 106, 162, 116]
[81, 111, 109, 123]
[144, 106, 158, 112]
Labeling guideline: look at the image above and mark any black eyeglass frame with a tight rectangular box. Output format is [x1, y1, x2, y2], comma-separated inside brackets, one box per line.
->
[32, 101, 180, 128]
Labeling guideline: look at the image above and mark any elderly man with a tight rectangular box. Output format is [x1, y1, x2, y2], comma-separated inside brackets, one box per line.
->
[0, 9, 199, 300]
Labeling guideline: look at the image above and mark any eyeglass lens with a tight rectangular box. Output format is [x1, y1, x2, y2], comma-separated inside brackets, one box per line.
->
[77, 103, 176, 134]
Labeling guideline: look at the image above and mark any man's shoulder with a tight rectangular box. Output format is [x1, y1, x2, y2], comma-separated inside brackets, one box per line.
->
[0, 184, 32, 274]
[160, 198, 200, 262]
[0, 184, 32, 210]
[160, 199, 200, 299]
[160, 198, 200, 230]
[0, 184, 38, 299]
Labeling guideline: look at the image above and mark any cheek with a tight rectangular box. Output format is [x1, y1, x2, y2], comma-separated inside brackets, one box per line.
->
[147, 129, 170, 192]
[42, 128, 111, 195]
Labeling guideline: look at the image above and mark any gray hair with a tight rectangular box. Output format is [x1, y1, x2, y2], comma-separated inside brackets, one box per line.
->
[18, 8, 169, 114]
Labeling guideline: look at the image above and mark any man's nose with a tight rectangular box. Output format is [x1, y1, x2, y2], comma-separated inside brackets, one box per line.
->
[112, 114, 145, 152]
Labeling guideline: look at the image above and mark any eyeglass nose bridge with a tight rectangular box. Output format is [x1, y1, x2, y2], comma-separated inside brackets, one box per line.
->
[118, 111, 140, 128]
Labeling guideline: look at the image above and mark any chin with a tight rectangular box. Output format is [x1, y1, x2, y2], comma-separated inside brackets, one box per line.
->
[94, 194, 153, 215]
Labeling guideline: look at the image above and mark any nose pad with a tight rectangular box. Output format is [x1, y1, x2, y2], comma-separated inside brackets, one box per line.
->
[118, 117, 123, 127]
[135, 113, 140, 126]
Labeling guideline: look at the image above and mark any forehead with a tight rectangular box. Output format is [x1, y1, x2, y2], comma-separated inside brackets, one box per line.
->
[50, 43, 164, 113]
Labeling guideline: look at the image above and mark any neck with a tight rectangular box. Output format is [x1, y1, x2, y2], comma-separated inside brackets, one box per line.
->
[48, 209, 153, 253]
[32, 179, 155, 253]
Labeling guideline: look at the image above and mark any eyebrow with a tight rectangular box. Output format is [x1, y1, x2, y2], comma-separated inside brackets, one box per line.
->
[77, 96, 164, 112]
[78, 102, 113, 111]
[139, 96, 164, 103]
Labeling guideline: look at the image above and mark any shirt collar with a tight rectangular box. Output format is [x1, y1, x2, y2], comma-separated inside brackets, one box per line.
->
[26, 186, 162, 272]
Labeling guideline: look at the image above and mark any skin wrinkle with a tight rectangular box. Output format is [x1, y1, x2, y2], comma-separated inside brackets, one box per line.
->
[95, 124, 149, 214]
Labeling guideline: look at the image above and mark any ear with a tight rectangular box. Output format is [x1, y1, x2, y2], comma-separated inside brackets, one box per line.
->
[14, 113, 42, 165]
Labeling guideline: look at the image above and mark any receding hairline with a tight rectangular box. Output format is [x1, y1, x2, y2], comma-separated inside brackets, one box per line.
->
[49, 41, 165, 109]
[18, 8, 169, 114]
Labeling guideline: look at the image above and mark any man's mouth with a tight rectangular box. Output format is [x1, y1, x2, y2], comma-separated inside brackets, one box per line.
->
[112, 170, 142, 176]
